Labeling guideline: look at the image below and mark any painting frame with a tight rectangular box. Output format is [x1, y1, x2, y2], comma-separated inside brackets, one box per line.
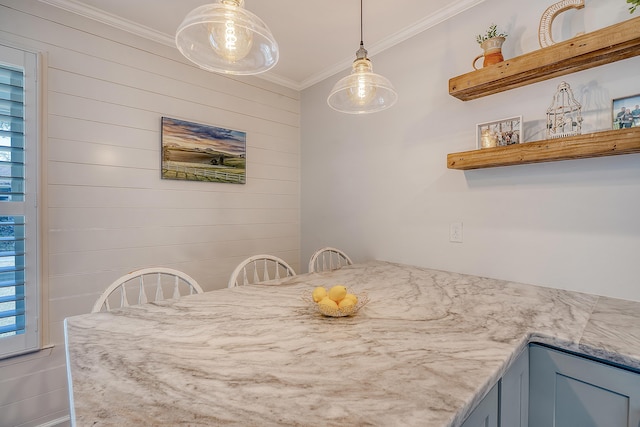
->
[476, 116, 522, 149]
[161, 117, 246, 184]
[612, 94, 640, 130]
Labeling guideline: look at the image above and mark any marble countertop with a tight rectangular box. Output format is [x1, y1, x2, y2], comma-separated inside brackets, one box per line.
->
[64, 261, 640, 426]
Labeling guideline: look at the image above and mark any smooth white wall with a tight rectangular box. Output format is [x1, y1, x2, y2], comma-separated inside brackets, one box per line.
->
[0, 0, 300, 425]
[301, 0, 640, 301]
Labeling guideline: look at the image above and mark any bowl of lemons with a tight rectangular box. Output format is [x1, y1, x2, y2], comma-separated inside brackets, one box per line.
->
[310, 285, 368, 317]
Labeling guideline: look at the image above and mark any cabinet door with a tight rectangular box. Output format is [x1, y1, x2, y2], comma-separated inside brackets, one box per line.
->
[460, 383, 499, 427]
[500, 346, 529, 427]
[529, 344, 640, 427]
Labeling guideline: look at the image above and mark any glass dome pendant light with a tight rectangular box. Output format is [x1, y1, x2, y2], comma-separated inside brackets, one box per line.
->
[175, 0, 279, 75]
[327, 0, 398, 114]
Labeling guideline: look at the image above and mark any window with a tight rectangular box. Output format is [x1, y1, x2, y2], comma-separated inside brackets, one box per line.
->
[0, 44, 39, 359]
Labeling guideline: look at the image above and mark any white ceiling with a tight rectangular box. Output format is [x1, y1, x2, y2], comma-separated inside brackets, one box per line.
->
[39, 0, 485, 90]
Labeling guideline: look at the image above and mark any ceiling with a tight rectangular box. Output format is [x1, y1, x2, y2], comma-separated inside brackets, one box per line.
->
[39, 0, 484, 90]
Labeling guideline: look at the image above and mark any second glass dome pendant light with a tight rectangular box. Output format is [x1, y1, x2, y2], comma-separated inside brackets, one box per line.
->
[175, 0, 279, 75]
[327, 0, 398, 114]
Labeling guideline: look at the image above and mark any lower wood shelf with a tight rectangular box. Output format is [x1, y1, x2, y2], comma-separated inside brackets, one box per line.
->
[447, 127, 640, 170]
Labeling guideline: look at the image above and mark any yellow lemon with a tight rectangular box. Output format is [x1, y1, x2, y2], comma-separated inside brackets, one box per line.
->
[343, 294, 358, 305]
[312, 286, 327, 303]
[318, 296, 339, 310]
[338, 298, 355, 311]
[328, 285, 347, 303]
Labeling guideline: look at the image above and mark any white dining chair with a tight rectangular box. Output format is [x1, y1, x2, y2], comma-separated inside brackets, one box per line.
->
[308, 247, 353, 273]
[227, 254, 296, 288]
[92, 267, 204, 313]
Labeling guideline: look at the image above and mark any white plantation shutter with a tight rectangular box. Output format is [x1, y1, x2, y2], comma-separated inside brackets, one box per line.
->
[0, 44, 39, 358]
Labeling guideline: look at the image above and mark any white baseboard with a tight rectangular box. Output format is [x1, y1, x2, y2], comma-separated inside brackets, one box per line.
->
[36, 415, 71, 427]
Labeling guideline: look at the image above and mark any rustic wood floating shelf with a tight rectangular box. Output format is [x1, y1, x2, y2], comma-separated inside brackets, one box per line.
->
[449, 16, 640, 101]
[447, 127, 640, 170]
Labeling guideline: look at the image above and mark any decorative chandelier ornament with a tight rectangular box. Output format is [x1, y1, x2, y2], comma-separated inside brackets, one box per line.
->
[327, 0, 398, 114]
[546, 81, 583, 138]
[175, 0, 279, 75]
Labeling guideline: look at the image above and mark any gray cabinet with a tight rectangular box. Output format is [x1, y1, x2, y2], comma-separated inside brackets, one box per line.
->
[461, 347, 528, 427]
[501, 346, 529, 427]
[460, 383, 499, 427]
[461, 344, 640, 427]
[529, 343, 640, 427]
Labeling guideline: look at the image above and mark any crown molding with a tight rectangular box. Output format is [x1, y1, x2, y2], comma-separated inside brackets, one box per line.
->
[39, 0, 486, 92]
[38, 0, 174, 46]
[301, 0, 486, 90]
[257, 72, 304, 92]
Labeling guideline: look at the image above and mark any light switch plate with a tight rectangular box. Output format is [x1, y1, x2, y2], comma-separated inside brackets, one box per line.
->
[450, 222, 463, 243]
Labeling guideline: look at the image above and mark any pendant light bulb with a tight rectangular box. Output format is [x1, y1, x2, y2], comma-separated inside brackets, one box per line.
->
[327, 3, 397, 114]
[176, 0, 278, 75]
[346, 46, 377, 106]
[208, 9, 253, 63]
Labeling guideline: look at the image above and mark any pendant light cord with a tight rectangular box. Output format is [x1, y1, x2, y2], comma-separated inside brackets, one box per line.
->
[360, 0, 364, 46]
[327, 0, 398, 113]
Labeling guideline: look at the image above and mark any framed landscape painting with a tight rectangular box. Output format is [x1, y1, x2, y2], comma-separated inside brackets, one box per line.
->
[161, 117, 246, 184]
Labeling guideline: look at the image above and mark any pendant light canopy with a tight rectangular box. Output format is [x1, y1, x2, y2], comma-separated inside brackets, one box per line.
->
[175, 0, 279, 75]
[327, 0, 398, 114]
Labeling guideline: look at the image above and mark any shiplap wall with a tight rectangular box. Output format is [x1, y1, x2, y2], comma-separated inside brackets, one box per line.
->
[0, 1, 300, 425]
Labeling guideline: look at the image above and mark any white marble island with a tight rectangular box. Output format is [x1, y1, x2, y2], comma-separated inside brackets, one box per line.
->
[64, 261, 640, 426]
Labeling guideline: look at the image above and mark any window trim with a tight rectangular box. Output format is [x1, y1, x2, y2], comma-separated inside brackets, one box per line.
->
[0, 42, 41, 359]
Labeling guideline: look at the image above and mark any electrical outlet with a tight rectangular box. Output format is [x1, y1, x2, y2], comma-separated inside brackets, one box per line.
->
[449, 222, 463, 243]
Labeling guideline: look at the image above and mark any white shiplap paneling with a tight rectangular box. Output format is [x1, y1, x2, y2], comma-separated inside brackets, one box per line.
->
[0, 1, 300, 426]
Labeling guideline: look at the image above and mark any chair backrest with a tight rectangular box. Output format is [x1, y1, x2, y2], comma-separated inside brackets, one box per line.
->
[308, 247, 353, 273]
[227, 254, 296, 288]
[92, 267, 204, 313]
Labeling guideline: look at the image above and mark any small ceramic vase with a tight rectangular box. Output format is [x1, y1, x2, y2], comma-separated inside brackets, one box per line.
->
[473, 36, 506, 70]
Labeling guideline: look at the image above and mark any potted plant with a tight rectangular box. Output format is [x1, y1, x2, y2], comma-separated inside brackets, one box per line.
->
[476, 24, 508, 45]
[629, 0, 639, 13]
[473, 24, 508, 70]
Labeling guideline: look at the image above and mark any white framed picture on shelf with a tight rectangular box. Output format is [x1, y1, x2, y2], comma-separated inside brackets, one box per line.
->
[476, 116, 522, 149]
